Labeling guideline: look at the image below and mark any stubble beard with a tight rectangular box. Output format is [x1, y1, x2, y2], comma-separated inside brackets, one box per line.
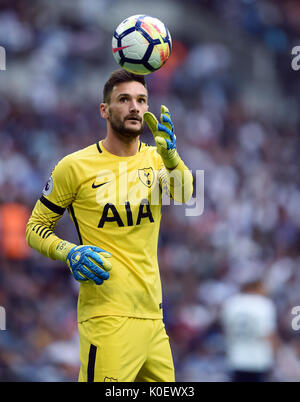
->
[108, 110, 144, 140]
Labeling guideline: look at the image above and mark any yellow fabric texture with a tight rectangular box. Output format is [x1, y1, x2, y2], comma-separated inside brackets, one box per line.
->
[78, 316, 174, 382]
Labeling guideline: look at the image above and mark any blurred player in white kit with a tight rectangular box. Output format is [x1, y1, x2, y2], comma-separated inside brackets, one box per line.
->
[221, 276, 278, 382]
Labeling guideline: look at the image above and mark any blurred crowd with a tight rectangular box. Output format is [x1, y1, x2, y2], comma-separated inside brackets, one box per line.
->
[0, 0, 300, 381]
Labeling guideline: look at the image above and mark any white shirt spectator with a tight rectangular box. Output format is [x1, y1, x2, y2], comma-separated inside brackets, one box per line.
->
[221, 292, 276, 373]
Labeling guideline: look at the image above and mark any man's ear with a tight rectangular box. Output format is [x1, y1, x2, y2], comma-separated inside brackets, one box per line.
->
[100, 103, 109, 119]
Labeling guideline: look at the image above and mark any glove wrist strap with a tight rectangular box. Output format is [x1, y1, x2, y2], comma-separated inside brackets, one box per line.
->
[55, 240, 76, 262]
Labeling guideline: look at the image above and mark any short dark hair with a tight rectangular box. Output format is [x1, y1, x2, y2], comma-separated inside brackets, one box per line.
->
[103, 69, 147, 104]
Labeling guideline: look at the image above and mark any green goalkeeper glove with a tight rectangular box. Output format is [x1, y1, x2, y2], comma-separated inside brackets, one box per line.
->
[144, 105, 180, 170]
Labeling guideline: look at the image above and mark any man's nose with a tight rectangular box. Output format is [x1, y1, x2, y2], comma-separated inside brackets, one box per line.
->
[129, 100, 139, 113]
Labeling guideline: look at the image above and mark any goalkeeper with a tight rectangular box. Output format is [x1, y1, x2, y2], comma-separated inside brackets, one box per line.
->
[26, 69, 193, 382]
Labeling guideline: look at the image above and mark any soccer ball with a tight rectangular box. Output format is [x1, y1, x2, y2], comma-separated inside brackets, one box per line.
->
[112, 15, 172, 75]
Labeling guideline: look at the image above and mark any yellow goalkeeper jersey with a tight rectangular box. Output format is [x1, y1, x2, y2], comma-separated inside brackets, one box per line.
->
[26, 140, 193, 322]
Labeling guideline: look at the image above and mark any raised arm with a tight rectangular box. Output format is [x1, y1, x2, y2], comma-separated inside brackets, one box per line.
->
[144, 105, 193, 203]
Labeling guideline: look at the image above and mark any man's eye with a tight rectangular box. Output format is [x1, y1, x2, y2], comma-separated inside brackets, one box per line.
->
[139, 98, 146, 103]
[120, 97, 127, 102]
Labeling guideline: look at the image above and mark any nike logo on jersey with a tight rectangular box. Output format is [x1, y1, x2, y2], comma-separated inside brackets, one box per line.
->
[112, 45, 131, 53]
[92, 181, 110, 189]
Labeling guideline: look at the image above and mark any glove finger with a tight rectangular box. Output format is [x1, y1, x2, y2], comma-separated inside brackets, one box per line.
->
[88, 246, 112, 257]
[89, 252, 112, 273]
[97, 253, 112, 271]
[86, 249, 111, 269]
[85, 266, 107, 284]
[80, 265, 105, 285]
[84, 255, 110, 279]
[143, 112, 158, 134]
[98, 251, 112, 259]
[160, 106, 173, 131]
[73, 270, 89, 282]
[161, 114, 174, 131]
[157, 123, 173, 138]
[161, 105, 170, 115]
[88, 247, 113, 271]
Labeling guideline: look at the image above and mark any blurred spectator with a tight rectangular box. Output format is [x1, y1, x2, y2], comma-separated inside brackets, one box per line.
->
[220, 274, 278, 382]
[0, 202, 31, 260]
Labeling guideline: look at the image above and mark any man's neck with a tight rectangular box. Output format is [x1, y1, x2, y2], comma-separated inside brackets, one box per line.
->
[102, 133, 140, 157]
